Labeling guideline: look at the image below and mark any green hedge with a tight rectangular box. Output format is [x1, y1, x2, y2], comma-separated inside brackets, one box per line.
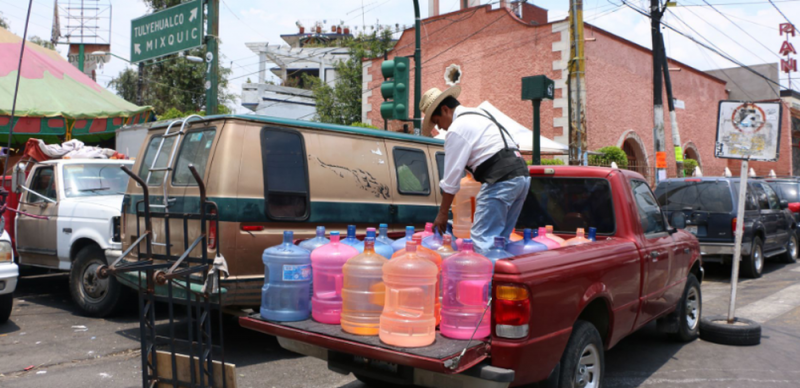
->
[683, 158, 698, 176]
[527, 158, 565, 166]
[589, 146, 628, 168]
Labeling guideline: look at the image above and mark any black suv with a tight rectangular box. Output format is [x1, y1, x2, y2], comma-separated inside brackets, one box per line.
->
[655, 177, 797, 278]
[764, 177, 800, 256]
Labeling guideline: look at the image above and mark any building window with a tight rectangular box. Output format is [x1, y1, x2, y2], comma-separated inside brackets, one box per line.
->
[172, 128, 217, 186]
[444, 64, 462, 86]
[394, 147, 431, 195]
[261, 127, 310, 220]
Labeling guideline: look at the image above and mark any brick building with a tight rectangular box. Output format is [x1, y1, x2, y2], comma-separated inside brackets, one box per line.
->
[362, 3, 795, 180]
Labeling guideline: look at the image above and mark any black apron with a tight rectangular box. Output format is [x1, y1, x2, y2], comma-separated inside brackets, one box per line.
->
[457, 109, 529, 185]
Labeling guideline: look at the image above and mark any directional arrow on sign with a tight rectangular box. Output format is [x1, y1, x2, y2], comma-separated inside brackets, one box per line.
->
[189, 7, 198, 22]
[134, 44, 141, 54]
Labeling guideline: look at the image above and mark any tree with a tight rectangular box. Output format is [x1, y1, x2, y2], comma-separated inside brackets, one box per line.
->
[29, 36, 55, 50]
[308, 29, 394, 125]
[107, 0, 234, 114]
[588, 146, 629, 168]
[0, 15, 9, 29]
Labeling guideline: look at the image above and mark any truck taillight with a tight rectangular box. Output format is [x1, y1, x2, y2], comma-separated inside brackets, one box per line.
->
[494, 284, 530, 339]
[208, 209, 218, 250]
[732, 217, 737, 234]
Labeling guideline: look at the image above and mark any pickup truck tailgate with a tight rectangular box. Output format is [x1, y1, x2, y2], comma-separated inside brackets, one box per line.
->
[240, 315, 489, 375]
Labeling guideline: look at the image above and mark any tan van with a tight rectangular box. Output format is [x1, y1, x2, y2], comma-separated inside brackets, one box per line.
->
[116, 115, 445, 310]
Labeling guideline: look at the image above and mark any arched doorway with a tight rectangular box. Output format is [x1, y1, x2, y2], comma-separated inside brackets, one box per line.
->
[683, 141, 701, 168]
[617, 130, 650, 180]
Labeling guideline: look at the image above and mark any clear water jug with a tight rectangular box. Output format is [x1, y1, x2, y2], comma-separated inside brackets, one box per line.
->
[391, 226, 416, 253]
[341, 225, 361, 248]
[298, 226, 330, 252]
[588, 227, 597, 242]
[506, 229, 548, 256]
[422, 230, 457, 251]
[565, 228, 592, 246]
[452, 175, 481, 239]
[341, 237, 388, 335]
[379, 241, 438, 347]
[261, 231, 312, 322]
[413, 222, 435, 240]
[544, 225, 566, 246]
[485, 236, 514, 262]
[392, 236, 442, 325]
[311, 232, 359, 324]
[355, 227, 394, 259]
[377, 223, 395, 247]
[436, 234, 458, 260]
[440, 239, 493, 340]
[533, 227, 562, 250]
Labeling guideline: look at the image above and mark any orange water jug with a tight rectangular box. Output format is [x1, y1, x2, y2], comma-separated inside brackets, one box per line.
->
[452, 174, 481, 239]
[392, 236, 442, 325]
[379, 241, 438, 347]
[436, 234, 458, 260]
[565, 228, 592, 246]
[341, 237, 388, 335]
[509, 229, 523, 242]
[545, 225, 566, 246]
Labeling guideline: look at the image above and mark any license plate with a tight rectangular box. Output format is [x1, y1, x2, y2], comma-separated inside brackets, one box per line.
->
[686, 225, 698, 235]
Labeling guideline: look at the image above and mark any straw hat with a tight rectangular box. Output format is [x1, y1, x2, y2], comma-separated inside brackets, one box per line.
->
[419, 85, 461, 136]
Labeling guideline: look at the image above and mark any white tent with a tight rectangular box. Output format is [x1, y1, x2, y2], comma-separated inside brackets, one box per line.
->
[433, 101, 569, 155]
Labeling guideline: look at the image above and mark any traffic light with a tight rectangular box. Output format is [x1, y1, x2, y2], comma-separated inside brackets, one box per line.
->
[380, 57, 410, 121]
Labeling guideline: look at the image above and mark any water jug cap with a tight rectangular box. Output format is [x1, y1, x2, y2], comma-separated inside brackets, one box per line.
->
[364, 236, 375, 251]
[316, 226, 325, 236]
[405, 226, 415, 236]
[330, 231, 340, 242]
[589, 227, 597, 233]
[424, 222, 433, 232]
[461, 239, 474, 251]
[405, 240, 418, 252]
[538, 227, 548, 235]
[366, 227, 376, 238]
[283, 231, 294, 244]
[493, 236, 506, 248]
[577, 228, 585, 236]
[546, 225, 554, 233]
[412, 235, 423, 244]
[380, 223, 388, 228]
[347, 225, 356, 238]
[442, 234, 452, 243]
[532, 228, 538, 237]
[524, 228, 532, 240]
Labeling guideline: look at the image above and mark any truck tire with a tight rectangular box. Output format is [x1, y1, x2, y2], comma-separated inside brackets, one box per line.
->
[0, 293, 12, 324]
[781, 232, 798, 264]
[741, 236, 764, 279]
[558, 320, 604, 388]
[69, 246, 125, 318]
[699, 315, 761, 346]
[669, 274, 701, 342]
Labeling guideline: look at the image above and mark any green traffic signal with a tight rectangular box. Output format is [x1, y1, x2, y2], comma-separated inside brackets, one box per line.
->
[380, 57, 410, 121]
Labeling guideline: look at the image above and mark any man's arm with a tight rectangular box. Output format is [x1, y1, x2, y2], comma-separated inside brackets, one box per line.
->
[434, 192, 455, 235]
[434, 132, 470, 235]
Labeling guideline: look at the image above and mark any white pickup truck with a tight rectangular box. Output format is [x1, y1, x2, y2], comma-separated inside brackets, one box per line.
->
[0, 228, 17, 324]
[14, 159, 133, 317]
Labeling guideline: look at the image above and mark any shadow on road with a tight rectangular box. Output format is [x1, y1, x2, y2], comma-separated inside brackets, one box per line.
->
[702, 261, 791, 282]
[603, 322, 686, 388]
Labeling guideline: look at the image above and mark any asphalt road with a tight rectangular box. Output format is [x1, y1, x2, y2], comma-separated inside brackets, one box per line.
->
[1, 260, 799, 388]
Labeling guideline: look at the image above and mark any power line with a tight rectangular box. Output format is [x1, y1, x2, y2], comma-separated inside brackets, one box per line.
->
[697, 0, 783, 58]
[220, 0, 270, 41]
[681, 0, 800, 5]
[767, 0, 797, 29]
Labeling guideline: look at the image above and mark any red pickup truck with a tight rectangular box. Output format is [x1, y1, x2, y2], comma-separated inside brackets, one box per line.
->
[240, 166, 703, 388]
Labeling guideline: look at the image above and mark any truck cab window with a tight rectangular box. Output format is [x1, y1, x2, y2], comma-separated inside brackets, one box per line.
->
[631, 180, 666, 234]
[517, 177, 615, 234]
[261, 127, 309, 220]
[138, 135, 175, 186]
[172, 128, 217, 186]
[29, 167, 56, 203]
[394, 148, 430, 195]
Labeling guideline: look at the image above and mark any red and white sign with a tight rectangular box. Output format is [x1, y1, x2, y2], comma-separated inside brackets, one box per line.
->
[780, 23, 796, 74]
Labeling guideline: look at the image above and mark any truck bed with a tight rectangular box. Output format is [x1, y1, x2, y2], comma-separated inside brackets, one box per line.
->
[239, 314, 490, 375]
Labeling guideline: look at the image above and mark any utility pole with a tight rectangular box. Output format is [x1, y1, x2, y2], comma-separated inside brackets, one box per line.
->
[137, 62, 144, 106]
[651, 0, 667, 183]
[568, 0, 587, 165]
[660, 32, 685, 177]
[413, 0, 422, 135]
[205, 0, 219, 115]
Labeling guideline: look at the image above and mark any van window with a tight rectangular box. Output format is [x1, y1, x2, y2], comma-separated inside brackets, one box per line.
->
[435, 152, 445, 181]
[172, 128, 216, 185]
[517, 177, 615, 234]
[394, 147, 430, 195]
[261, 127, 309, 220]
[139, 135, 175, 186]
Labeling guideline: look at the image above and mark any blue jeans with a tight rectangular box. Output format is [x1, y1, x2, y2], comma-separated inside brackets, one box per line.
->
[471, 176, 531, 253]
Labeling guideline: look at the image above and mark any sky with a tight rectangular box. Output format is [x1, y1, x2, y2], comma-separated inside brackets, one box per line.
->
[1, 0, 798, 113]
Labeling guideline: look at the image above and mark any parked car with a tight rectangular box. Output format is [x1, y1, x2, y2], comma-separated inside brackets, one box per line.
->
[12, 159, 134, 317]
[655, 177, 796, 278]
[239, 166, 703, 388]
[117, 115, 445, 311]
[764, 177, 800, 262]
[0, 229, 17, 324]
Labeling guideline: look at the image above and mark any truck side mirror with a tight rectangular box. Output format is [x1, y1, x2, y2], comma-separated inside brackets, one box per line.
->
[780, 199, 789, 209]
[11, 163, 26, 194]
[670, 211, 686, 230]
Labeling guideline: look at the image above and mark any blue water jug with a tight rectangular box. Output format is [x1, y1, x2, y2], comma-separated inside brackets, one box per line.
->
[506, 228, 548, 256]
[391, 226, 415, 253]
[485, 236, 514, 263]
[377, 223, 395, 247]
[422, 229, 457, 251]
[299, 226, 330, 252]
[588, 227, 597, 242]
[261, 231, 312, 322]
[341, 225, 361, 248]
[355, 227, 394, 259]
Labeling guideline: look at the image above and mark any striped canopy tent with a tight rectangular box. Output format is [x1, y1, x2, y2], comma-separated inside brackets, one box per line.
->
[0, 27, 153, 145]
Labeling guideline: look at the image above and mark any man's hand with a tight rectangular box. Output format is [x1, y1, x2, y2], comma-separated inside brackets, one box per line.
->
[433, 212, 449, 236]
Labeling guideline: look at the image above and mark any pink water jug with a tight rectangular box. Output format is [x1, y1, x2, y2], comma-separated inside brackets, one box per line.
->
[440, 239, 493, 340]
[311, 231, 359, 324]
[533, 227, 561, 250]
[413, 222, 435, 240]
[565, 228, 592, 246]
[379, 241, 438, 347]
[545, 225, 566, 246]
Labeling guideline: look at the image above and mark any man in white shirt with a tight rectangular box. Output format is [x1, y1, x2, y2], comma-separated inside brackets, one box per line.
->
[421, 86, 531, 252]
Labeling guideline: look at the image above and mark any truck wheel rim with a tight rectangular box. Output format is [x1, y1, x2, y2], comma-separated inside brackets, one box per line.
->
[754, 245, 763, 272]
[575, 343, 600, 388]
[82, 260, 109, 303]
[790, 236, 797, 259]
[686, 287, 700, 330]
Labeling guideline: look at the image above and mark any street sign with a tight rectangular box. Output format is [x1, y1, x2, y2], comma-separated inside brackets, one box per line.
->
[130, 0, 203, 63]
[714, 100, 783, 162]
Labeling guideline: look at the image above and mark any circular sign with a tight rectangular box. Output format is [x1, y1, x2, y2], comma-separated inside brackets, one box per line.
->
[730, 103, 766, 134]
